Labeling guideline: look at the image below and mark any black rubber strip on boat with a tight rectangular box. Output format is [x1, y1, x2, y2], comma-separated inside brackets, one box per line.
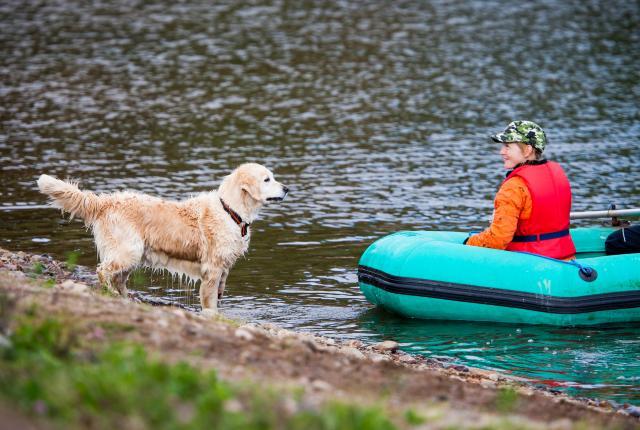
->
[357, 265, 640, 314]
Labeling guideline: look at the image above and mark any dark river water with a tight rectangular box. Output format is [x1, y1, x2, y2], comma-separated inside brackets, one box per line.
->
[1, 0, 639, 405]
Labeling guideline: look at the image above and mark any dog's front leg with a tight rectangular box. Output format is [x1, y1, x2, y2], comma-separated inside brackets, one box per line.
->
[217, 268, 229, 300]
[200, 266, 222, 315]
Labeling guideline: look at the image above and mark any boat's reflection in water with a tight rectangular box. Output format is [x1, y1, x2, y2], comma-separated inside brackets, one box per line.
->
[357, 307, 640, 405]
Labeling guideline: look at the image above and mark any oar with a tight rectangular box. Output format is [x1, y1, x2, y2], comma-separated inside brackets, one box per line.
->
[570, 208, 640, 220]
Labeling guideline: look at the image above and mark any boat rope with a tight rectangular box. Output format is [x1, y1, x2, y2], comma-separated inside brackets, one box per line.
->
[566, 260, 598, 282]
[515, 251, 598, 282]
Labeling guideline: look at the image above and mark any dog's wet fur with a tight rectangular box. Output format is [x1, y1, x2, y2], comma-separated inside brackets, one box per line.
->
[37, 163, 288, 314]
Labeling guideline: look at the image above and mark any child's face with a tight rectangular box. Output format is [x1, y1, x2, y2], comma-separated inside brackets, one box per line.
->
[499, 142, 527, 169]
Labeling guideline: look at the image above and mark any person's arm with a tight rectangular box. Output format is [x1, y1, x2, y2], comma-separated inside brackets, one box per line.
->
[466, 177, 530, 250]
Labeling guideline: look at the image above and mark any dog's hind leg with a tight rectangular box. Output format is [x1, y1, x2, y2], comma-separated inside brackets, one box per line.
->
[217, 268, 229, 300]
[94, 218, 143, 298]
[113, 269, 132, 297]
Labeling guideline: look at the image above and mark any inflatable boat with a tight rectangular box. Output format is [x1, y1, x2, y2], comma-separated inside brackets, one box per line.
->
[357, 227, 640, 326]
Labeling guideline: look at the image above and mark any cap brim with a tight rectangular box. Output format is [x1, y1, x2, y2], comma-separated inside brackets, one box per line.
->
[491, 134, 504, 143]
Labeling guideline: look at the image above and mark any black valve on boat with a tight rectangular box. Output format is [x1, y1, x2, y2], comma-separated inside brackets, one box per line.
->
[578, 266, 598, 282]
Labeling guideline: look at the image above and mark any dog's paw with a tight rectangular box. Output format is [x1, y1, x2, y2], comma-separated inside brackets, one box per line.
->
[201, 308, 219, 319]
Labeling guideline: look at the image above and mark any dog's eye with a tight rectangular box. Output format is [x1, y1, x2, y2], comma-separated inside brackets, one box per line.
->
[264, 177, 270, 182]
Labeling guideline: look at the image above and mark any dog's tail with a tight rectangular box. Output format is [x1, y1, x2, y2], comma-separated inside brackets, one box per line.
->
[37, 174, 101, 223]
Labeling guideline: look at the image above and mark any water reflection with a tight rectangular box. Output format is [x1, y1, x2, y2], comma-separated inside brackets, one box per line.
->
[358, 308, 640, 404]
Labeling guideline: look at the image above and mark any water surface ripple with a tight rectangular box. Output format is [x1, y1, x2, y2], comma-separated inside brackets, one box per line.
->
[1, 0, 639, 405]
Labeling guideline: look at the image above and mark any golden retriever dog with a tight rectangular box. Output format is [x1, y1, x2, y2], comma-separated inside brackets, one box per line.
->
[37, 163, 288, 314]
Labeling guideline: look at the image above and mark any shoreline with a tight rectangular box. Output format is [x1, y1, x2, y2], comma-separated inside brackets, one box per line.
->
[0, 246, 638, 429]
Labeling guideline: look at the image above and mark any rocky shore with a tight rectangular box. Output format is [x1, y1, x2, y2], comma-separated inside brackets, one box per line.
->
[0, 247, 638, 429]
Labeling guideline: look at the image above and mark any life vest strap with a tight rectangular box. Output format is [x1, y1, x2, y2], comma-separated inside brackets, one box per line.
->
[512, 229, 570, 243]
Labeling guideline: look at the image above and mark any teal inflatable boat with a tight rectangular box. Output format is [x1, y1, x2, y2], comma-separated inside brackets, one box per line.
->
[358, 227, 640, 326]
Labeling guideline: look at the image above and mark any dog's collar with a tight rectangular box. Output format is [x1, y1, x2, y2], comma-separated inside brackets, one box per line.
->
[220, 198, 250, 237]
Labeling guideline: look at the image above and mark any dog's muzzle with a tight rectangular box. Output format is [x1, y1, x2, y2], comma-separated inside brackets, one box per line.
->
[267, 186, 289, 202]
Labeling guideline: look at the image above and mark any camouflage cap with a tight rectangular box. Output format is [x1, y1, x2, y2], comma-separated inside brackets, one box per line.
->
[490, 120, 547, 153]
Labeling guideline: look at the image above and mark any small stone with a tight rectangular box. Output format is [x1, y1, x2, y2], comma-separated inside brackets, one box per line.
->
[281, 337, 297, 349]
[150, 332, 163, 345]
[273, 329, 288, 338]
[176, 403, 195, 423]
[303, 338, 328, 353]
[372, 340, 399, 352]
[397, 354, 416, 364]
[311, 380, 332, 392]
[346, 339, 363, 348]
[240, 323, 266, 336]
[0, 334, 12, 349]
[450, 364, 469, 372]
[368, 353, 391, 363]
[281, 397, 298, 415]
[234, 328, 254, 341]
[59, 279, 89, 294]
[626, 405, 640, 418]
[341, 347, 366, 360]
[608, 400, 621, 410]
[201, 308, 218, 319]
[183, 325, 198, 336]
[171, 309, 186, 318]
[224, 399, 243, 413]
[487, 373, 500, 381]
[548, 418, 572, 430]
[33, 400, 48, 415]
[238, 350, 252, 363]
[89, 327, 105, 341]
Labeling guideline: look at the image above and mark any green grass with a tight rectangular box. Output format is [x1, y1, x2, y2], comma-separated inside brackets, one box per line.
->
[65, 251, 80, 271]
[31, 262, 45, 275]
[403, 408, 426, 425]
[495, 387, 519, 413]
[0, 314, 399, 430]
[26, 262, 55, 287]
[98, 283, 119, 297]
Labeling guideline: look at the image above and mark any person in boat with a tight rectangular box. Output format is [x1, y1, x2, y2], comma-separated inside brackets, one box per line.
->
[464, 120, 576, 260]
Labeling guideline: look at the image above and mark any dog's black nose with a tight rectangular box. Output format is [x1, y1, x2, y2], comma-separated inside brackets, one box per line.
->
[283, 186, 289, 194]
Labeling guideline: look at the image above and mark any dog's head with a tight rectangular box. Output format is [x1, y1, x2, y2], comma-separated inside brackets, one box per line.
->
[219, 163, 289, 208]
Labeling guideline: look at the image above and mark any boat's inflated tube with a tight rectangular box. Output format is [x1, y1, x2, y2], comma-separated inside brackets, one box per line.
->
[357, 228, 640, 326]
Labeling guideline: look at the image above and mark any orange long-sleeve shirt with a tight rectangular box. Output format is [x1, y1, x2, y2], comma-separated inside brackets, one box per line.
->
[466, 177, 532, 249]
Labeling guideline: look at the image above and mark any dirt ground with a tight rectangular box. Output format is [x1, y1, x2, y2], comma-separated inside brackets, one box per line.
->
[1, 247, 638, 429]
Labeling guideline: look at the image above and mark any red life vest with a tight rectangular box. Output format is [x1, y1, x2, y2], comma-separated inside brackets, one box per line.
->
[504, 161, 576, 259]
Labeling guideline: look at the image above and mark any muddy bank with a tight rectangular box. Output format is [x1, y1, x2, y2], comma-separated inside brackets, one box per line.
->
[0, 247, 638, 429]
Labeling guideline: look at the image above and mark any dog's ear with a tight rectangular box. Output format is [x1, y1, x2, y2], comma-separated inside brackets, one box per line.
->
[239, 172, 261, 201]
